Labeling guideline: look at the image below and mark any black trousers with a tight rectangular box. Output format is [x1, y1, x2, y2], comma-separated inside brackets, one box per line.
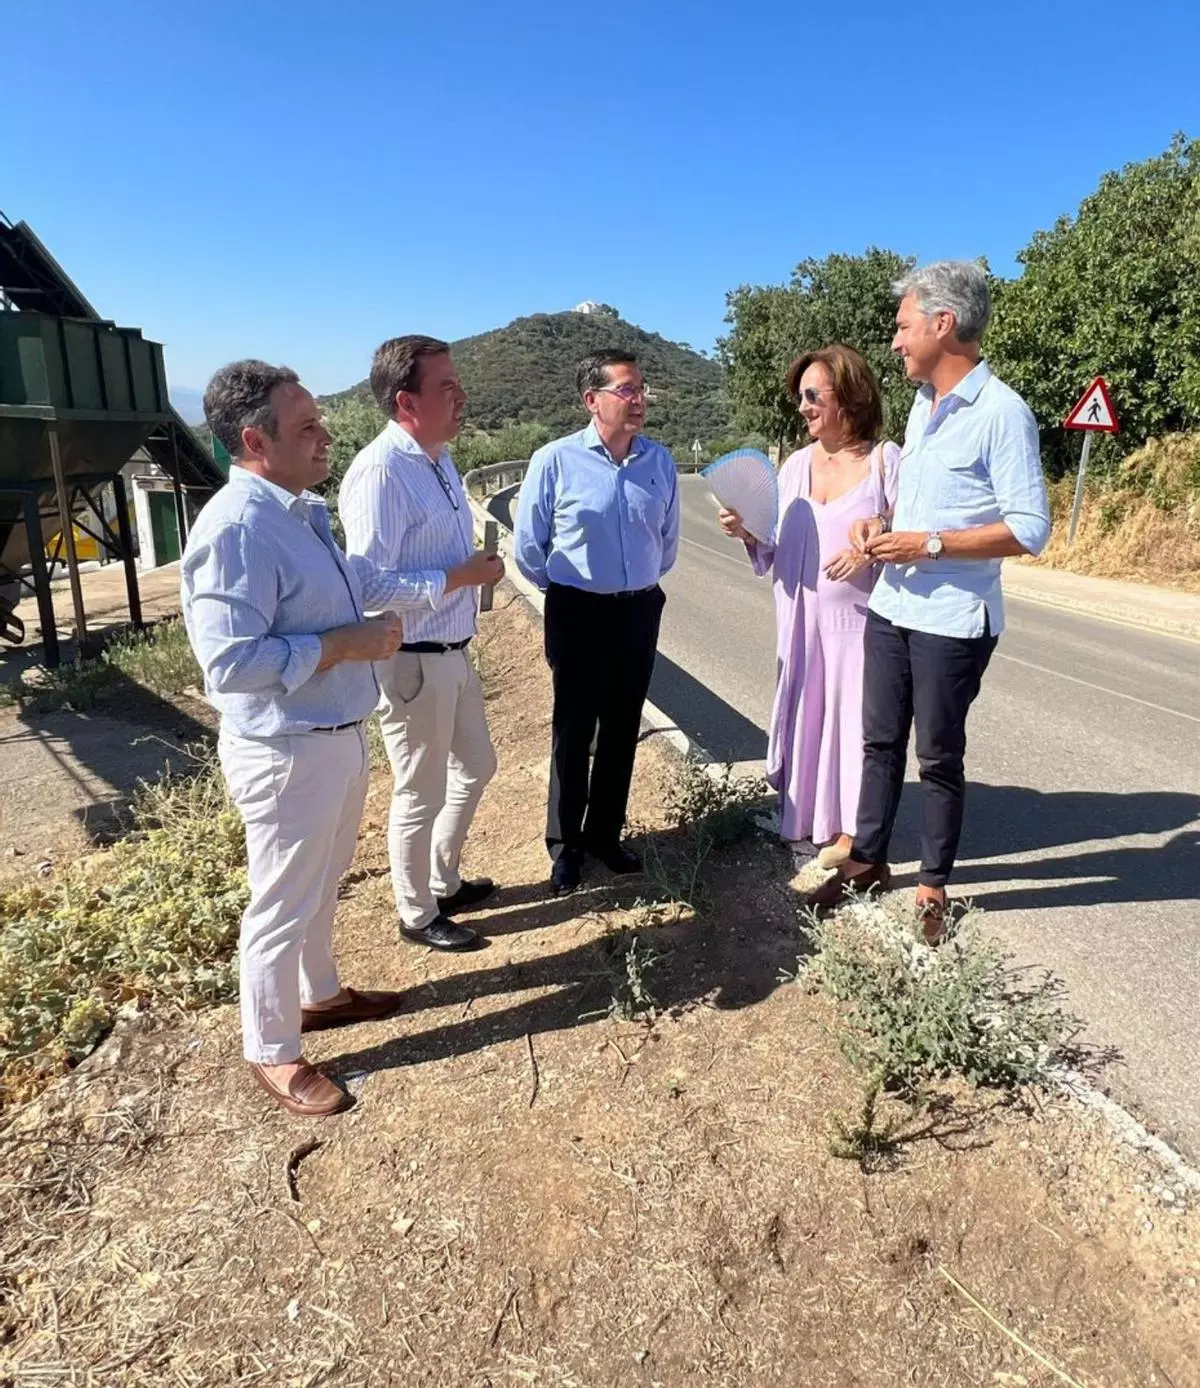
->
[853, 608, 997, 888]
[543, 581, 666, 861]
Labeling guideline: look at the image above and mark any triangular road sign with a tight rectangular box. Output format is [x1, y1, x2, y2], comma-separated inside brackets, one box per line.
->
[1064, 376, 1119, 433]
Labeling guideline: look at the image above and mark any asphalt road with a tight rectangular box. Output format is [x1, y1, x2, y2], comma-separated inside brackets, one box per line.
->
[492, 478, 1200, 1159]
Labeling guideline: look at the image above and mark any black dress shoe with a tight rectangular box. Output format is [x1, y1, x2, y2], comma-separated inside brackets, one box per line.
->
[550, 853, 583, 896]
[587, 842, 643, 874]
[399, 914, 481, 951]
[436, 877, 496, 916]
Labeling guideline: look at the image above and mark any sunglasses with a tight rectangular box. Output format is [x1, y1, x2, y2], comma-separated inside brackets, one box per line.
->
[795, 386, 827, 406]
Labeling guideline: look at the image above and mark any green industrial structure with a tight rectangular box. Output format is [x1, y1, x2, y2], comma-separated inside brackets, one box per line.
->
[0, 211, 225, 665]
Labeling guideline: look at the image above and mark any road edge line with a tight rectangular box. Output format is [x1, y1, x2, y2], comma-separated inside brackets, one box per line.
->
[1003, 571, 1200, 645]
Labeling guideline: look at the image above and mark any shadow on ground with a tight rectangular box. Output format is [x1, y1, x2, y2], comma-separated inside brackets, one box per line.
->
[0, 648, 213, 853]
[329, 824, 798, 1082]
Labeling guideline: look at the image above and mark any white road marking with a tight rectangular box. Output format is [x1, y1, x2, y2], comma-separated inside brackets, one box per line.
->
[680, 535, 753, 567]
[676, 499, 1200, 725]
[994, 651, 1200, 725]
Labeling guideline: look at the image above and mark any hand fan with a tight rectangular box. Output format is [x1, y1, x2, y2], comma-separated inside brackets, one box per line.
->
[701, 448, 778, 544]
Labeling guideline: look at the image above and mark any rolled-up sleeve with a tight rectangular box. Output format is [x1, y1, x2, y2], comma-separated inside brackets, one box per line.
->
[346, 553, 446, 612]
[182, 523, 322, 696]
[991, 401, 1051, 556]
[339, 462, 447, 610]
[514, 448, 555, 590]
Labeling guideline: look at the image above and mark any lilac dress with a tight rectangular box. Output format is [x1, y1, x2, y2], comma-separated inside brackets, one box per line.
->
[748, 442, 900, 844]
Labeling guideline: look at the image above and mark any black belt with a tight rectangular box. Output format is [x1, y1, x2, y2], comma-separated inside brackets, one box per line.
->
[400, 638, 472, 653]
[311, 720, 364, 734]
[549, 582, 659, 600]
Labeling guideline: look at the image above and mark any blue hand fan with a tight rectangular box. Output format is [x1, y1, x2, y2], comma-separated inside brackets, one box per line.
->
[701, 448, 778, 544]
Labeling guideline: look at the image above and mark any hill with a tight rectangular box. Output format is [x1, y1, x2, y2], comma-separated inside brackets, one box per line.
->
[326, 309, 732, 456]
[169, 386, 207, 425]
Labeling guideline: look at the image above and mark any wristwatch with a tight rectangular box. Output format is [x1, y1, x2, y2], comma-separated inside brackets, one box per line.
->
[925, 531, 944, 560]
[875, 513, 891, 535]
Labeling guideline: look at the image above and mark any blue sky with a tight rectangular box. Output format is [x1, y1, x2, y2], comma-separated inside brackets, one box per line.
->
[3, 0, 1198, 396]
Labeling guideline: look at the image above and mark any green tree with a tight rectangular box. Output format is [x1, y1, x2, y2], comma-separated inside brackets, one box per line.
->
[717, 284, 801, 456]
[321, 393, 385, 500]
[449, 420, 554, 473]
[987, 134, 1200, 479]
[719, 248, 916, 455]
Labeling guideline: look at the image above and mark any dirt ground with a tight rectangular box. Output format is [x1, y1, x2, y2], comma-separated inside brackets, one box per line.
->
[1, 590, 1198, 1387]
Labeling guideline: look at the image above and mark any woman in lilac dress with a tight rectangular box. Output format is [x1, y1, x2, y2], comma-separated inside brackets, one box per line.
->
[719, 344, 899, 872]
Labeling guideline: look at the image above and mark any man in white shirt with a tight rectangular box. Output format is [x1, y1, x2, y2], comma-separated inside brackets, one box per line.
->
[339, 336, 503, 951]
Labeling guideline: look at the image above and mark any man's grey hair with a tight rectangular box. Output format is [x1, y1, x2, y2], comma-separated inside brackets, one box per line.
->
[892, 260, 991, 343]
[203, 359, 301, 459]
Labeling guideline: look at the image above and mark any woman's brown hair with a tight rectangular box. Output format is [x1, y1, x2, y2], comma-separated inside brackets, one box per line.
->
[786, 343, 883, 445]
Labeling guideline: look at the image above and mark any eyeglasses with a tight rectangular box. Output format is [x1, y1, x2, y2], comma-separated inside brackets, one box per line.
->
[596, 384, 648, 402]
[795, 386, 827, 406]
[429, 458, 460, 511]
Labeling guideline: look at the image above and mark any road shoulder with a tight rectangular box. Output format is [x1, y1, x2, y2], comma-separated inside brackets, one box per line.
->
[1004, 561, 1200, 642]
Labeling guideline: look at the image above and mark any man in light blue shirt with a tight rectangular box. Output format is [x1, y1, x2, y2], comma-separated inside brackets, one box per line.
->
[515, 350, 681, 894]
[182, 361, 444, 1119]
[808, 262, 1051, 940]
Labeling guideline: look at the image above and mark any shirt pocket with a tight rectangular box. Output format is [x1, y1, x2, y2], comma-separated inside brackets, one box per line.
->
[937, 449, 988, 509]
[625, 478, 666, 532]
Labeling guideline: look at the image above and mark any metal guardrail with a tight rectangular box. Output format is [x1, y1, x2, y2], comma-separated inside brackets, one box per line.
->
[464, 457, 706, 503]
[462, 460, 530, 501]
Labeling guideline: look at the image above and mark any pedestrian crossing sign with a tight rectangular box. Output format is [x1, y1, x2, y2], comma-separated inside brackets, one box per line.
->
[1064, 376, 1119, 433]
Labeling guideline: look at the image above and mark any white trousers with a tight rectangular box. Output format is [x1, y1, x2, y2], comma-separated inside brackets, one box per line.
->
[376, 648, 497, 930]
[218, 724, 369, 1064]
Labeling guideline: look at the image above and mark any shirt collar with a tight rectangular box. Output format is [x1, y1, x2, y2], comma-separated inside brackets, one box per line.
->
[583, 420, 643, 464]
[919, 358, 993, 407]
[228, 463, 322, 516]
[386, 419, 451, 467]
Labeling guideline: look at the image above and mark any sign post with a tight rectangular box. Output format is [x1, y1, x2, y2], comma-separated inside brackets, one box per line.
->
[479, 519, 499, 613]
[691, 438, 702, 471]
[1062, 376, 1119, 545]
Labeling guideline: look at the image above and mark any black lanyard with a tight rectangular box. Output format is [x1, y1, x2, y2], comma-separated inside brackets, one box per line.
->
[428, 457, 460, 511]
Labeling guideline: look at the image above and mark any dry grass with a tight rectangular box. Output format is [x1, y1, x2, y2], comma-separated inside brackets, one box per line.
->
[1037, 432, 1200, 590]
[1, 590, 1198, 1386]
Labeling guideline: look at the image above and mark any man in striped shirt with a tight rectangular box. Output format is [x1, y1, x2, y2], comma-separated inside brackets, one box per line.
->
[340, 337, 504, 951]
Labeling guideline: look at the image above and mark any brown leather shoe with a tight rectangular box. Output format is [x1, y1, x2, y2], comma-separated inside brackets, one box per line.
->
[301, 987, 403, 1033]
[804, 861, 892, 911]
[916, 898, 948, 946]
[250, 1060, 353, 1117]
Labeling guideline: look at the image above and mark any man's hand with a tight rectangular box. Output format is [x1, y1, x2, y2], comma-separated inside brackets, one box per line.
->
[863, 530, 930, 565]
[718, 507, 749, 541]
[446, 551, 506, 593]
[849, 515, 887, 554]
[317, 613, 404, 671]
[823, 548, 871, 582]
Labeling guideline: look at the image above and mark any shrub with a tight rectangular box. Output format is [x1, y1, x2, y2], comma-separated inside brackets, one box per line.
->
[800, 900, 1079, 1095]
[0, 750, 246, 1103]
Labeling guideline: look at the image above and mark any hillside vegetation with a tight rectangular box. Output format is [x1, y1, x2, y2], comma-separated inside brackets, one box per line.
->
[1037, 431, 1200, 591]
[325, 308, 733, 459]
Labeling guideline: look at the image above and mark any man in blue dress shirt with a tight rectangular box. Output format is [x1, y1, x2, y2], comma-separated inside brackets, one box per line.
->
[182, 361, 451, 1118]
[514, 350, 681, 895]
[807, 263, 1051, 941]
